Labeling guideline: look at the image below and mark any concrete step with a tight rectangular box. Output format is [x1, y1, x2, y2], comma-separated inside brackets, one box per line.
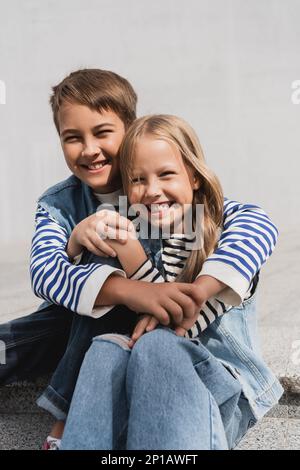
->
[0, 378, 299, 449]
[0, 413, 54, 450]
[236, 416, 300, 450]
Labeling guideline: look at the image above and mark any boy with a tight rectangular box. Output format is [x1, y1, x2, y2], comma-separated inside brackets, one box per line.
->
[0, 69, 278, 447]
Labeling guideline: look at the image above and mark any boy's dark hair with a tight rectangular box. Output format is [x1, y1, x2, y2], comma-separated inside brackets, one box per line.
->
[50, 69, 137, 133]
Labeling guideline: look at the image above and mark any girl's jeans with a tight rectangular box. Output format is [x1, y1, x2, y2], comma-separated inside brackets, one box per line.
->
[61, 328, 255, 450]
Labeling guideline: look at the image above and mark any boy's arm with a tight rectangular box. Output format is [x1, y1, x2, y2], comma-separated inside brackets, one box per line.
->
[30, 204, 126, 317]
[196, 198, 278, 306]
[31, 206, 191, 325]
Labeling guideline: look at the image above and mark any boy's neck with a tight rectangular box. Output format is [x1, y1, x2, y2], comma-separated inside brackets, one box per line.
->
[93, 187, 123, 206]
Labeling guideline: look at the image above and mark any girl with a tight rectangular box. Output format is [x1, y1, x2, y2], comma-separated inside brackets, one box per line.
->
[60, 115, 283, 450]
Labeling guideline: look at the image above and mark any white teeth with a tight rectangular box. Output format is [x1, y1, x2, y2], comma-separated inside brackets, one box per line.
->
[87, 161, 106, 170]
[150, 203, 171, 212]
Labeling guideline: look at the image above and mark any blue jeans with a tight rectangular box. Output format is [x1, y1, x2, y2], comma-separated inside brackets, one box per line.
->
[61, 328, 256, 450]
[37, 305, 137, 419]
[0, 304, 137, 421]
[0, 304, 73, 384]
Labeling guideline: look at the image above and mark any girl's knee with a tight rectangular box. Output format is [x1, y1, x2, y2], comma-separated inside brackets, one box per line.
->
[131, 327, 178, 361]
[92, 333, 131, 351]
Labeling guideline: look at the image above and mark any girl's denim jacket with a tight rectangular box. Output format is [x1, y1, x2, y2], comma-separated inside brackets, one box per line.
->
[37, 175, 283, 420]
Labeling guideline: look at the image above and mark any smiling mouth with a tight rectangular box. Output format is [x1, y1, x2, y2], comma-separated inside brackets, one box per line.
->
[81, 159, 111, 170]
[146, 202, 175, 214]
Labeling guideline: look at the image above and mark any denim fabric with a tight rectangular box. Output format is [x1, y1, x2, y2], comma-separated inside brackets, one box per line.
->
[61, 328, 255, 450]
[199, 293, 283, 419]
[0, 304, 73, 385]
[37, 305, 137, 419]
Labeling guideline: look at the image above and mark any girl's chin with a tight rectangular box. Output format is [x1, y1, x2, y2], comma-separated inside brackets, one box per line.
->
[149, 213, 185, 232]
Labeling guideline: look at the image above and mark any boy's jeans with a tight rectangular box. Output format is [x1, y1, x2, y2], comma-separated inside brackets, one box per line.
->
[37, 305, 137, 419]
[0, 304, 137, 409]
[0, 305, 73, 384]
[61, 328, 255, 450]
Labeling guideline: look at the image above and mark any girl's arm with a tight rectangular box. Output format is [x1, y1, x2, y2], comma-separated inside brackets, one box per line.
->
[105, 235, 150, 278]
[196, 198, 278, 306]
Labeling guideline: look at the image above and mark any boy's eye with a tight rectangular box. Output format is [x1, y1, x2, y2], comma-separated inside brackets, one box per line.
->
[95, 130, 113, 137]
[64, 136, 80, 143]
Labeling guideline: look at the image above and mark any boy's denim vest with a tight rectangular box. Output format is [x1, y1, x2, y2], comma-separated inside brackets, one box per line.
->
[37, 175, 283, 420]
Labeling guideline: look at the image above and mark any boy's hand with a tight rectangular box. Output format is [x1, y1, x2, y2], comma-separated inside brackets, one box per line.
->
[118, 280, 203, 326]
[67, 210, 135, 259]
[128, 276, 227, 347]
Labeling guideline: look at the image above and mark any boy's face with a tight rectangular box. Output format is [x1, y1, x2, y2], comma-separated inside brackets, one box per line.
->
[58, 103, 126, 193]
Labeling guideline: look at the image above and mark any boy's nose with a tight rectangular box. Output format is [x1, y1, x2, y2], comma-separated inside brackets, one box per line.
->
[81, 143, 101, 158]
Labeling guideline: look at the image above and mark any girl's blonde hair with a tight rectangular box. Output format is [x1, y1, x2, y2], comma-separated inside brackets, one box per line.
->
[119, 115, 224, 283]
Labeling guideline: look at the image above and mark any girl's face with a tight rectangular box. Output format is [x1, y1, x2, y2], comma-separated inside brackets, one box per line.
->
[59, 103, 125, 193]
[128, 135, 200, 228]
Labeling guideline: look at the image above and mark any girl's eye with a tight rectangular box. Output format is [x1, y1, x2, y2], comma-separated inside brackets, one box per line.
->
[131, 177, 143, 184]
[160, 171, 175, 177]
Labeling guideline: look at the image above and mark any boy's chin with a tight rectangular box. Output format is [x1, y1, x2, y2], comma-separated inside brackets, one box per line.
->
[78, 172, 114, 193]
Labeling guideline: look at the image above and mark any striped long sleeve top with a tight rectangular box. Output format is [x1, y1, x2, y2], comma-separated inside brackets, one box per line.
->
[30, 197, 278, 319]
[129, 233, 253, 338]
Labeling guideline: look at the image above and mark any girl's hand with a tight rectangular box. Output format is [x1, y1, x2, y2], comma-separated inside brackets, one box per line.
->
[128, 312, 193, 349]
[67, 210, 135, 259]
[128, 315, 159, 349]
[174, 315, 199, 336]
[174, 326, 188, 337]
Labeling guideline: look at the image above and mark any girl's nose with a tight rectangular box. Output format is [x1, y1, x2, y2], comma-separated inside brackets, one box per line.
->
[144, 179, 162, 199]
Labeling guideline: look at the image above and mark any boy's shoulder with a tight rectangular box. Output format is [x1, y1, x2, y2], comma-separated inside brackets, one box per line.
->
[37, 175, 82, 202]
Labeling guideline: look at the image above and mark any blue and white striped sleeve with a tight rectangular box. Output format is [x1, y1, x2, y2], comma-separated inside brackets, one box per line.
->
[30, 205, 126, 318]
[129, 258, 164, 283]
[196, 198, 278, 305]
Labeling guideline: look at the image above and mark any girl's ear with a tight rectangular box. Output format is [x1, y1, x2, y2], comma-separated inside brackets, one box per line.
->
[192, 174, 201, 190]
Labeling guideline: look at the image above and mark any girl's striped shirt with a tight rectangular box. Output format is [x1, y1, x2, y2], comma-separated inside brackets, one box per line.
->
[129, 232, 256, 338]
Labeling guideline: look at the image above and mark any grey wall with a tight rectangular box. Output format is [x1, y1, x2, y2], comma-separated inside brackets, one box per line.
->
[0, 0, 299, 244]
